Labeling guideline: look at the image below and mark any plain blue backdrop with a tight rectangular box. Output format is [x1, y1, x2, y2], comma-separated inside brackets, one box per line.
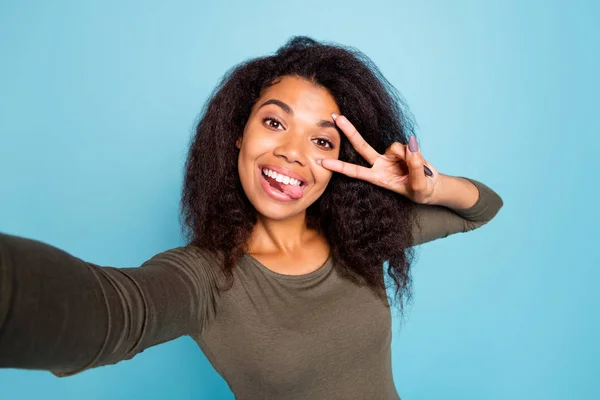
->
[1, 0, 598, 399]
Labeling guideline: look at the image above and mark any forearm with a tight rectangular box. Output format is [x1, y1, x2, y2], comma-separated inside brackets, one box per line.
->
[410, 177, 504, 246]
[429, 174, 480, 210]
[0, 234, 115, 375]
[0, 234, 209, 377]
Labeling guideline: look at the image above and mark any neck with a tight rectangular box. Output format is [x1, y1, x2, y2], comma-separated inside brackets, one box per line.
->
[247, 211, 318, 256]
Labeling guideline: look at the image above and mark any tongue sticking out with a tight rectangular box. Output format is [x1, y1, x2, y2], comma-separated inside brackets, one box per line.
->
[264, 175, 303, 199]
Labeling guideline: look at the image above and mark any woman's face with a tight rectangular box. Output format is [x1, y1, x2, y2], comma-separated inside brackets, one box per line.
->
[237, 76, 342, 221]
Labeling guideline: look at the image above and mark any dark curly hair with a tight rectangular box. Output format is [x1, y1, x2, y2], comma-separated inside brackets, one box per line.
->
[181, 36, 420, 311]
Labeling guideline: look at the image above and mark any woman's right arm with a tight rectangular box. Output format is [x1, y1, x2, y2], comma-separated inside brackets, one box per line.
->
[0, 233, 221, 377]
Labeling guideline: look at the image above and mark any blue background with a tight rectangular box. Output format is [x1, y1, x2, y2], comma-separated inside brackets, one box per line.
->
[1, 0, 598, 399]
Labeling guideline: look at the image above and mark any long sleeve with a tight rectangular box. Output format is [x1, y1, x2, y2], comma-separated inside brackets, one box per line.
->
[0, 233, 222, 377]
[411, 177, 504, 246]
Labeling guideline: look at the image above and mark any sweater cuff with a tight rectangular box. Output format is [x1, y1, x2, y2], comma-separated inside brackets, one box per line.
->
[451, 177, 504, 222]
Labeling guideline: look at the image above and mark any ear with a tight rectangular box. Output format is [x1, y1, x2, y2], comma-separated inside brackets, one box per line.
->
[235, 137, 242, 149]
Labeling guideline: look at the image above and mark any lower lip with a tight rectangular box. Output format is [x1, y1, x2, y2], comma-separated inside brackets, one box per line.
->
[259, 169, 302, 202]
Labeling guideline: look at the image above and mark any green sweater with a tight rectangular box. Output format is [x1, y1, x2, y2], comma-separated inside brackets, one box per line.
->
[0, 178, 503, 399]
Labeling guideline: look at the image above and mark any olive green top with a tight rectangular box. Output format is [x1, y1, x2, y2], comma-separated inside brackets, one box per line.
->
[0, 177, 503, 399]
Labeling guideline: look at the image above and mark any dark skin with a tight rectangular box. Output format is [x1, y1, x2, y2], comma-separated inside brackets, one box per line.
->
[236, 76, 478, 275]
[236, 76, 339, 274]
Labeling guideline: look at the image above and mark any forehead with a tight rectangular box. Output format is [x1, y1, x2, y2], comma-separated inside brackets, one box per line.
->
[254, 76, 339, 113]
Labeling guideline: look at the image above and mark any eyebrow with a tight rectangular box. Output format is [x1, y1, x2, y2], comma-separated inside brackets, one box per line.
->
[258, 99, 337, 129]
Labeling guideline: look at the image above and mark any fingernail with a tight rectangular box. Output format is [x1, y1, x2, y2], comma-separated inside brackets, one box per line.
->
[408, 136, 419, 152]
[331, 113, 339, 121]
[316, 159, 322, 165]
[424, 165, 433, 177]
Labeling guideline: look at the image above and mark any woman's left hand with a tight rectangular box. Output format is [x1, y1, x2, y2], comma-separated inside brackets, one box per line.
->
[319, 114, 441, 205]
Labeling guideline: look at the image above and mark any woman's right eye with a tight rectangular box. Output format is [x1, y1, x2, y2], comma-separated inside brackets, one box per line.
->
[262, 117, 284, 130]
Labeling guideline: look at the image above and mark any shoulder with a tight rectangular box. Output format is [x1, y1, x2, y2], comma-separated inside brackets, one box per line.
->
[142, 245, 225, 278]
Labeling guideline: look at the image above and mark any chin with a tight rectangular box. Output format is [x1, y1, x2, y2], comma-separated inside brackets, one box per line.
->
[251, 201, 308, 221]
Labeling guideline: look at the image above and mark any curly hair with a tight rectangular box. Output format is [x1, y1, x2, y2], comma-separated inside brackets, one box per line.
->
[181, 36, 419, 311]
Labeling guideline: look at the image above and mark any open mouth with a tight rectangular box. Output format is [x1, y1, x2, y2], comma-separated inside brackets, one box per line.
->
[258, 166, 306, 201]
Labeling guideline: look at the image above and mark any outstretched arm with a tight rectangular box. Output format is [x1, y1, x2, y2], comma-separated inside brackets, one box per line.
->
[0, 233, 221, 377]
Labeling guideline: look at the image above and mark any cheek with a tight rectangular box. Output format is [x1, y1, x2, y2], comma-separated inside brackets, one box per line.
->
[315, 169, 334, 188]
[240, 131, 275, 159]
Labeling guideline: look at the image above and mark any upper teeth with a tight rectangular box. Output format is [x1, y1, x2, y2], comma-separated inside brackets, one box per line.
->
[262, 168, 303, 186]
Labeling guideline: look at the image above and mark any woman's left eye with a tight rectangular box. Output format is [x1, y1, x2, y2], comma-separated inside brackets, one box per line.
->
[313, 138, 334, 149]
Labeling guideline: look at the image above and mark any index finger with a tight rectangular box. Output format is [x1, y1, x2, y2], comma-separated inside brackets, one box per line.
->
[333, 114, 380, 165]
[320, 158, 376, 183]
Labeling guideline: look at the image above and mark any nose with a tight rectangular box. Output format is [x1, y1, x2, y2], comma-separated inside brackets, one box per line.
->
[273, 131, 307, 166]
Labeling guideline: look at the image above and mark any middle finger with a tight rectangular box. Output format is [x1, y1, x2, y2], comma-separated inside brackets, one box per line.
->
[333, 114, 380, 165]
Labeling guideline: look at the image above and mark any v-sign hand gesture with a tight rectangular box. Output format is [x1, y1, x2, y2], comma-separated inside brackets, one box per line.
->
[319, 114, 440, 205]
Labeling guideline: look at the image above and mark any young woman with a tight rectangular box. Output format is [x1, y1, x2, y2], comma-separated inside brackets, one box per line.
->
[0, 36, 503, 399]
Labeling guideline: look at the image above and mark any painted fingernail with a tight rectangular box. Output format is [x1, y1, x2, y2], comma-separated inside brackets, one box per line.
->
[408, 136, 419, 152]
[424, 165, 433, 177]
[331, 113, 339, 121]
[316, 159, 322, 165]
